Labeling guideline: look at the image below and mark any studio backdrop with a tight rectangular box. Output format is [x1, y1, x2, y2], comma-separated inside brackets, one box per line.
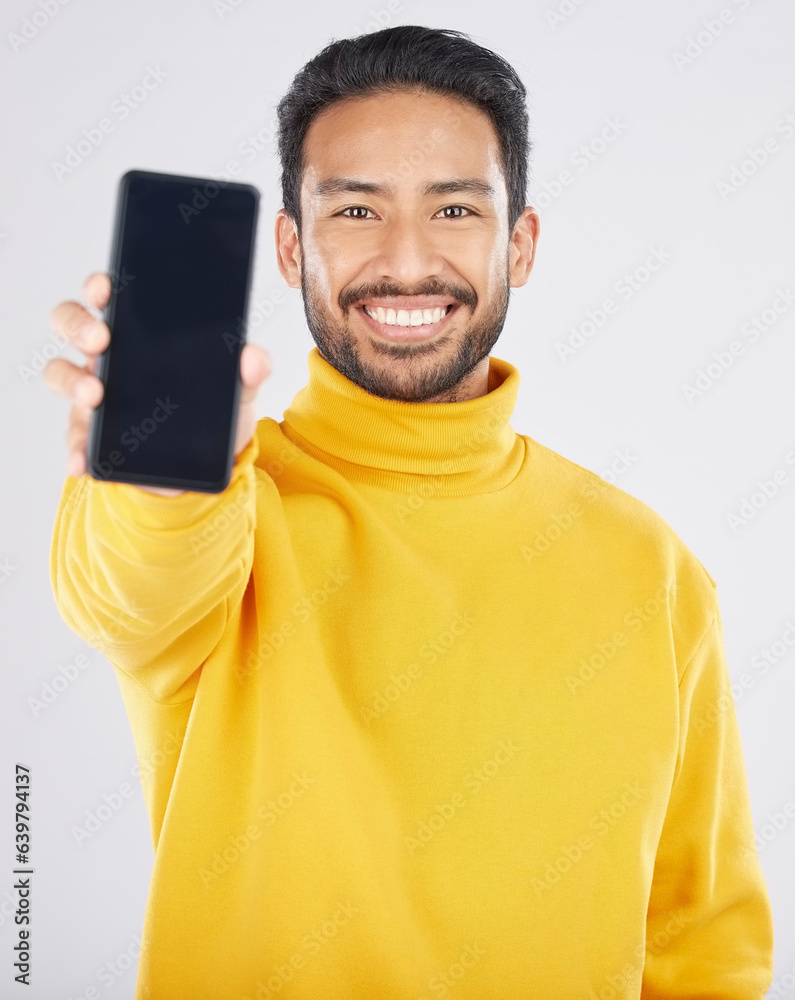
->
[1, 0, 793, 997]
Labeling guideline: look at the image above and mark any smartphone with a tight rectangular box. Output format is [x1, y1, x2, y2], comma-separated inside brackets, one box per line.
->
[86, 168, 260, 493]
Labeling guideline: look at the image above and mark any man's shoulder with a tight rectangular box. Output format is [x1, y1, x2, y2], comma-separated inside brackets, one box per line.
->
[520, 435, 718, 598]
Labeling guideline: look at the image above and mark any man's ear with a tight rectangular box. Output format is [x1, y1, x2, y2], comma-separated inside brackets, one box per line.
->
[508, 206, 540, 288]
[275, 209, 302, 288]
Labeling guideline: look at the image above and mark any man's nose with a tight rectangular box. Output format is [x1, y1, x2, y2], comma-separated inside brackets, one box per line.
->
[370, 215, 445, 284]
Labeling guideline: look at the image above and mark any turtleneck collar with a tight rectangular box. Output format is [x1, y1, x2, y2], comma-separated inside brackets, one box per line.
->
[279, 347, 526, 497]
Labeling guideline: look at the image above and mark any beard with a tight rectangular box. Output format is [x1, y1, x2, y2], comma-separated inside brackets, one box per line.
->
[299, 258, 511, 403]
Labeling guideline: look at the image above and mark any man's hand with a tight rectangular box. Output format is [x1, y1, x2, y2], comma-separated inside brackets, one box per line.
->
[44, 272, 271, 497]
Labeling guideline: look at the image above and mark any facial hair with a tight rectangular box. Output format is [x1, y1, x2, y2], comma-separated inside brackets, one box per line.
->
[299, 259, 511, 403]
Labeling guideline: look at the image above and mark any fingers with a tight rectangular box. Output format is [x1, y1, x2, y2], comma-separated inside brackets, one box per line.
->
[136, 484, 186, 497]
[67, 450, 86, 479]
[240, 342, 271, 385]
[46, 274, 111, 481]
[64, 401, 182, 494]
[238, 343, 271, 406]
[46, 283, 109, 406]
[50, 275, 269, 486]
[43, 357, 104, 407]
[49, 299, 110, 355]
[82, 272, 112, 312]
[66, 405, 91, 478]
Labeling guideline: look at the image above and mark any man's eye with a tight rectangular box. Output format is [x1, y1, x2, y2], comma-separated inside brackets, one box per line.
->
[338, 206, 375, 219]
[436, 205, 472, 219]
[337, 205, 474, 220]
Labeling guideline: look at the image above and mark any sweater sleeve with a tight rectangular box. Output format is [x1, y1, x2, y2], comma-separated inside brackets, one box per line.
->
[48, 432, 260, 704]
[641, 598, 775, 998]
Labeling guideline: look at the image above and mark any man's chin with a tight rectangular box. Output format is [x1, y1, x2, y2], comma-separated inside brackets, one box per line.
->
[364, 333, 452, 360]
[303, 293, 507, 401]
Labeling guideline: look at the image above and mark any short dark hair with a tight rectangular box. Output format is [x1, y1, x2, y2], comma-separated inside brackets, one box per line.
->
[275, 25, 531, 235]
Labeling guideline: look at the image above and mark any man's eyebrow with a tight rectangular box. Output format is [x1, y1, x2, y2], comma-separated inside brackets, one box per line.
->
[314, 177, 496, 199]
[424, 179, 495, 199]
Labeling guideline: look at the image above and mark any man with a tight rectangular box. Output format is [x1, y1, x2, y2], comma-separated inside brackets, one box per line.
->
[47, 25, 774, 1000]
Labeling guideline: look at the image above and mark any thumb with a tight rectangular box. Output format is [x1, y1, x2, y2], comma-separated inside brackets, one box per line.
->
[239, 343, 271, 403]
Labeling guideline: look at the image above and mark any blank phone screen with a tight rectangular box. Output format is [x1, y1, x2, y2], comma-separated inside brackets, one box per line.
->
[90, 170, 259, 492]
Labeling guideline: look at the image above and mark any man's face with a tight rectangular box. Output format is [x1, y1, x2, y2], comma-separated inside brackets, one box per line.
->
[275, 89, 538, 402]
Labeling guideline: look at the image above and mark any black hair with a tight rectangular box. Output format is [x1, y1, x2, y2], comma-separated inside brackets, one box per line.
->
[275, 25, 531, 235]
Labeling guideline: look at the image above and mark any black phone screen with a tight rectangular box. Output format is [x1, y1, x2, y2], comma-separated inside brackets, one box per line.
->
[88, 169, 259, 493]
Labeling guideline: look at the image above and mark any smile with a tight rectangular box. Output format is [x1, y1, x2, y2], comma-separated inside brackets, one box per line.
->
[356, 302, 461, 342]
[362, 304, 453, 327]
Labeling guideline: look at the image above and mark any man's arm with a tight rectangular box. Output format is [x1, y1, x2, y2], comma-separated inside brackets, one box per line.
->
[44, 271, 270, 704]
[49, 432, 259, 704]
[641, 599, 775, 998]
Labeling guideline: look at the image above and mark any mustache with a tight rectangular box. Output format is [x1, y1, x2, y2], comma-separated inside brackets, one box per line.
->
[339, 278, 477, 313]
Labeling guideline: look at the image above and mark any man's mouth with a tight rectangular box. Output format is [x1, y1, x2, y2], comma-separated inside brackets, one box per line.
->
[361, 303, 455, 328]
[353, 297, 462, 342]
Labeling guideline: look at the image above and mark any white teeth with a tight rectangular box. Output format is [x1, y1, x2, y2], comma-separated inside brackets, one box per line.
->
[363, 304, 451, 326]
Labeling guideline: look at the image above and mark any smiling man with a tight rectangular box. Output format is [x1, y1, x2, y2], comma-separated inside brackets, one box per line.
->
[49, 24, 774, 1000]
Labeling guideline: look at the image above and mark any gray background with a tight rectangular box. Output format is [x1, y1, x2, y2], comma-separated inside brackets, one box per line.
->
[1, 0, 794, 995]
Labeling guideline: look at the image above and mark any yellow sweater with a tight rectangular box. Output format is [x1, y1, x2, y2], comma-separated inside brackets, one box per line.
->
[50, 347, 774, 1000]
